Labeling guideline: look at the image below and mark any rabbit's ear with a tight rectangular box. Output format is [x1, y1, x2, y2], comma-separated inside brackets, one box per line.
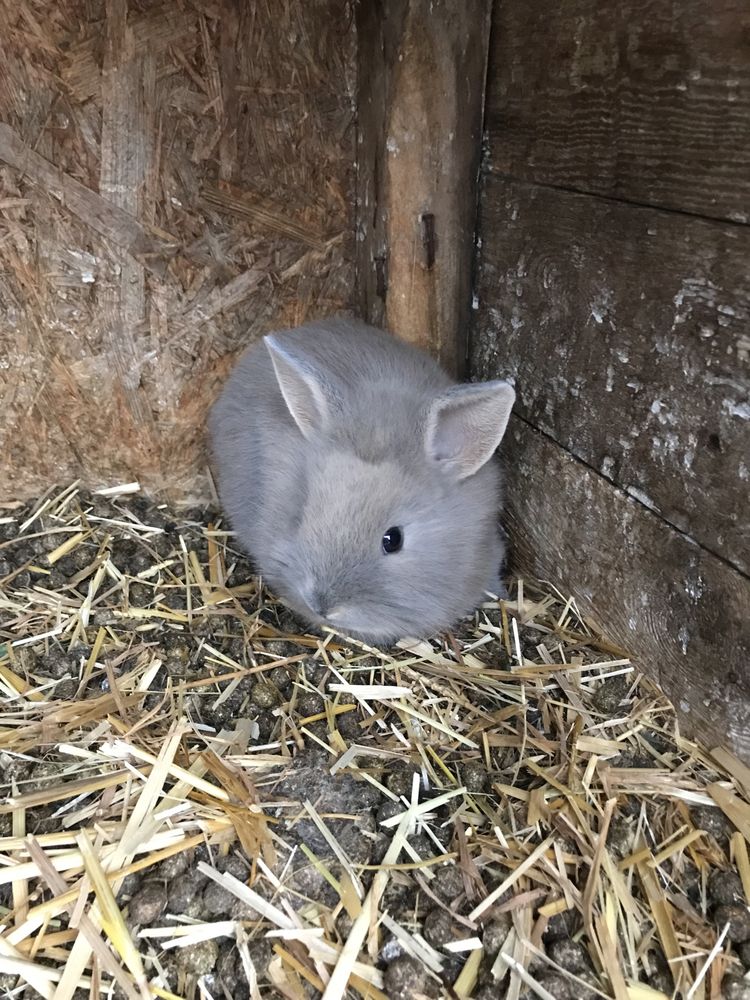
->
[264, 334, 330, 438]
[425, 381, 515, 480]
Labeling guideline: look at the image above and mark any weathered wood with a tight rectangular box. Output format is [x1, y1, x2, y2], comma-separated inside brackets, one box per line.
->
[502, 416, 750, 764]
[62, 3, 198, 102]
[200, 185, 328, 249]
[0, 123, 172, 276]
[355, 0, 492, 377]
[486, 0, 750, 223]
[0, 0, 355, 504]
[472, 177, 750, 576]
[99, 0, 161, 479]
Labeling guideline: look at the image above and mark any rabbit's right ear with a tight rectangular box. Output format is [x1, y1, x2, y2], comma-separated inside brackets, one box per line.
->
[425, 380, 515, 480]
[264, 335, 329, 438]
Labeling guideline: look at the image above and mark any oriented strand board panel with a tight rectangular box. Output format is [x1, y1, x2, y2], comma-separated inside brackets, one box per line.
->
[502, 417, 750, 763]
[0, 0, 355, 504]
[486, 0, 750, 222]
[472, 177, 750, 576]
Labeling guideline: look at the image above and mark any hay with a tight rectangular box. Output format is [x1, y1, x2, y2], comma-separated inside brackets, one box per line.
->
[0, 484, 749, 999]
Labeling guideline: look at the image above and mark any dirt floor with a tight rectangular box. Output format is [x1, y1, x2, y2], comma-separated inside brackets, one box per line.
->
[0, 486, 749, 999]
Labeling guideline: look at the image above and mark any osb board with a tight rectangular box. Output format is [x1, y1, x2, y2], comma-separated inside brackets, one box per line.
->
[0, 0, 355, 504]
[471, 177, 750, 577]
[485, 0, 750, 223]
[500, 416, 750, 764]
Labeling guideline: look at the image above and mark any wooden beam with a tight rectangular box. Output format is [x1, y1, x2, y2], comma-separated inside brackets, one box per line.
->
[502, 416, 750, 764]
[355, 0, 492, 377]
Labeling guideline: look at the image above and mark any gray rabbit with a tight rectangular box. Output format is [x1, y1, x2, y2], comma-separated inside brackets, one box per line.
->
[208, 318, 515, 643]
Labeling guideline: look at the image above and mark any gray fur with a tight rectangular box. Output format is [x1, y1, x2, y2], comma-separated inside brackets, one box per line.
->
[208, 317, 515, 643]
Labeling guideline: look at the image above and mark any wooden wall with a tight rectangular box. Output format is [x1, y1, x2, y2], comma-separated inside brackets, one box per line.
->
[0, 0, 355, 505]
[471, 1, 750, 760]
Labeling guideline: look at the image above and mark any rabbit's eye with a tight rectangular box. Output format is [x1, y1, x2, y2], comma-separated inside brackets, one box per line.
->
[382, 526, 403, 554]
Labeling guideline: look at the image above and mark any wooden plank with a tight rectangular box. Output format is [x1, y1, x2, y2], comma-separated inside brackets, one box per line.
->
[502, 416, 750, 764]
[472, 177, 750, 575]
[355, 0, 492, 377]
[485, 0, 750, 223]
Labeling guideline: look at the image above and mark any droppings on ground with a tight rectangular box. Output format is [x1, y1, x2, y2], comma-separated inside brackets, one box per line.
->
[0, 484, 749, 1000]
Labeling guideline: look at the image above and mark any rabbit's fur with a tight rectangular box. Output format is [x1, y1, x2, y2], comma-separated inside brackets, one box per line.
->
[209, 318, 515, 643]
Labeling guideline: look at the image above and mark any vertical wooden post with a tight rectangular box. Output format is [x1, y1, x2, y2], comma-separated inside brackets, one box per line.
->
[356, 0, 493, 378]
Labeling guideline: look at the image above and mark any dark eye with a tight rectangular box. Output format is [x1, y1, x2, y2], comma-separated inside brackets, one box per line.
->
[382, 526, 403, 554]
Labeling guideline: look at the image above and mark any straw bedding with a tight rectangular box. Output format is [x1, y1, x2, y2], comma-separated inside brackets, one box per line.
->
[0, 484, 749, 999]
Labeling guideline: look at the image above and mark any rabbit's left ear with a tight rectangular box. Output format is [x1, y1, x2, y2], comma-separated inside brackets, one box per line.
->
[425, 381, 516, 480]
[264, 334, 331, 439]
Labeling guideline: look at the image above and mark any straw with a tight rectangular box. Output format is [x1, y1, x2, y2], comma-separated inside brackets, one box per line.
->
[1, 486, 748, 998]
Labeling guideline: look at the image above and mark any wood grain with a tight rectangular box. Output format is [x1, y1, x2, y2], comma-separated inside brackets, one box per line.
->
[486, 0, 750, 222]
[502, 416, 750, 764]
[99, 0, 161, 477]
[0, 123, 172, 276]
[62, 3, 198, 103]
[355, 0, 492, 377]
[0, 0, 355, 504]
[472, 177, 750, 576]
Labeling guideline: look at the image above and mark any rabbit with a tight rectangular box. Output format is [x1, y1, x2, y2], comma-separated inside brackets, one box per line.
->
[208, 317, 515, 644]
